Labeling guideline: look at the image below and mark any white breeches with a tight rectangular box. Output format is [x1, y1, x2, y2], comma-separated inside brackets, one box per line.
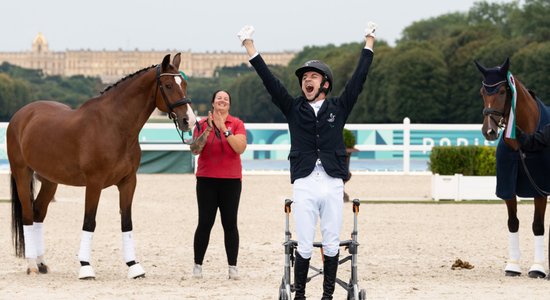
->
[292, 165, 344, 258]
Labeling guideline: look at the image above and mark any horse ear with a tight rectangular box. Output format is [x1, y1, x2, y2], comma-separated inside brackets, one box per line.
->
[474, 60, 487, 75]
[161, 54, 171, 71]
[501, 57, 510, 74]
[172, 53, 181, 70]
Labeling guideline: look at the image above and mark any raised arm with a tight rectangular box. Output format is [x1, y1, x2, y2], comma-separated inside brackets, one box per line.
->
[237, 25, 294, 114]
[337, 21, 377, 113]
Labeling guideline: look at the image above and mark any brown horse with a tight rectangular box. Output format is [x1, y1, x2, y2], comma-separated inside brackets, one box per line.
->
[476, 58, 548, 278]
[7, 53, 196, 279]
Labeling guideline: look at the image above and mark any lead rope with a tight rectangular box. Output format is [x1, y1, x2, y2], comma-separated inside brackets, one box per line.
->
[170, 116, 189, 144]
[518, 149, 550, 196]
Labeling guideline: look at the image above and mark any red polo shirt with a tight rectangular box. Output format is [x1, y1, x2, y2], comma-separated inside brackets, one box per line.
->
[194, 114, 245, 179]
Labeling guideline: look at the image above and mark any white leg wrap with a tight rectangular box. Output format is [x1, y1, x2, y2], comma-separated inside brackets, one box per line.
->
[23, 225, 37, 259]
[122, 231, 136, 263]
[79, 265, 96, 279]
[34, 222, 45, 257]
[128, 263, 145, 279]
[508, 232, 520, 261]
[78, 231, 94, 262]
[534, 235, 545, 263]
[529, 235, 546, 277]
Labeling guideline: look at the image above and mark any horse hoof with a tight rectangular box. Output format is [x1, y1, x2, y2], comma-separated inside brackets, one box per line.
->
[528, 263, 546, 279]
[128, 263, 145, 279]
[505, 262, 521, 277]
[26, 268, 39, 275]
[38, 263, 50, 274]
[528, 270, 546, 279]
[78, 265, 96, 280]
[505, 270, 521, 277]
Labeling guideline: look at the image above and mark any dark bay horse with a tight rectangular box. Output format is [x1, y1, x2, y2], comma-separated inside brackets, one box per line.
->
[7, 53, 196, 279]
[476, 58, 548, 278]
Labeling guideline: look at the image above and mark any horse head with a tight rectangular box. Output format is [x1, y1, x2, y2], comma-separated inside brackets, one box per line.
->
[156, 53, 196, 132]
[475, 58, 512, 141]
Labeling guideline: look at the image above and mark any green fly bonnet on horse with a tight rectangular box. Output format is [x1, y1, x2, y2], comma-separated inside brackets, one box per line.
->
[474, 58, 510, 95]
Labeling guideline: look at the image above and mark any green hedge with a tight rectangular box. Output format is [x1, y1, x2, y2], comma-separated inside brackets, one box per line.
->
[343, 128, 356, 148]
[428, 146, 496, 176]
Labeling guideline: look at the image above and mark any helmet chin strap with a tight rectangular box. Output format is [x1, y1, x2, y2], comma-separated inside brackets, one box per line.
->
[306, 77, 328, 102]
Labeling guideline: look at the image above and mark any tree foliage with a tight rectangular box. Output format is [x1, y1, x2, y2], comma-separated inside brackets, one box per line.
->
[0, 63, 103, 121]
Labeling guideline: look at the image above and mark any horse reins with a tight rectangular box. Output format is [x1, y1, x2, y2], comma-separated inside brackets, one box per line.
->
[518, 149, 550, 196]
[155, 65, 193, 144]
[482, 80, 550, 196]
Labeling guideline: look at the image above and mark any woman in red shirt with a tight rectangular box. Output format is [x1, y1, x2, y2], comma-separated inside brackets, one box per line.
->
[189, 90, 247, 280]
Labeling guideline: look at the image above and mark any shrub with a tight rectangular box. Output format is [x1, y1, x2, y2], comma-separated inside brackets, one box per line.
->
[429, 146, 496, 176]
[475, 146, 497, 176]
[343, 128, 356, 149]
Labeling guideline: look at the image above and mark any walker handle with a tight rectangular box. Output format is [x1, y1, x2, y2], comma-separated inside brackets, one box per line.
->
[352, 199, 360, 214]
[285, 199, 293, 213]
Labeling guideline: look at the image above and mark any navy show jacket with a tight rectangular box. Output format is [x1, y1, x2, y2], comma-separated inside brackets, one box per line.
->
[250, 49, 374, 183]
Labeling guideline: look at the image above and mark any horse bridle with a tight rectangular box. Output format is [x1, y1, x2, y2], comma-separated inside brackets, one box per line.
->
[481, 80, 509, 130]
[155, 65, 193, 143]
[155, 65, 192, 118]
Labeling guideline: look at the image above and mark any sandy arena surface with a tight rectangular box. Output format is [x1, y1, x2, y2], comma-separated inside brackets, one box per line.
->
[0, 173, 549, 299]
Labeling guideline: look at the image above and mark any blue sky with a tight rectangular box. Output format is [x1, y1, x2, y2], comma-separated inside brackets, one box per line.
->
[0, 0, 512, 52]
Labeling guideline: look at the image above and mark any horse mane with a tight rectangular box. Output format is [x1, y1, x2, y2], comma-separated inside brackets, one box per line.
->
[100, 64, 157, 95]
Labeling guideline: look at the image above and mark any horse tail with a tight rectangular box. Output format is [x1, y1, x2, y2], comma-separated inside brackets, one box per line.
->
[10, 174, 33, 258]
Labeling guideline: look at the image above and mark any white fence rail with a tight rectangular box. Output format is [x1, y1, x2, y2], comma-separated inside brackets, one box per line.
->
[1, 118, 489, 175]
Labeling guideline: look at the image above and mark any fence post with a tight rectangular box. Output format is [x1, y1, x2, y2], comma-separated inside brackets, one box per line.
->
[403, 117, 411, 174]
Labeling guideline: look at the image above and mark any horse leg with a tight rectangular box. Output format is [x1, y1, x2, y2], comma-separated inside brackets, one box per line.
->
[32, 178, 58, 274]
[118, 174, 145, 279]
[77, 184, 102, 280]
[10, 168, 41, 275]
[528, 195, 547, 278]
[504, 197, 522, 276]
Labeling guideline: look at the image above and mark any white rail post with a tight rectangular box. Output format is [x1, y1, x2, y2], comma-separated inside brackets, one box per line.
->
[403, 117, 411, 174]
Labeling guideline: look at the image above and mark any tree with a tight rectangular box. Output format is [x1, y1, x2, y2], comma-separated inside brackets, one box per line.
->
[443, 26, 512, 123]
[510, 0, 550, 41]
[399, 13, 469, 44]
[512, 42, 550, 103]
[467, 0, 519, 37]
[0, 73, 31, 121]
[383, 42, 448, 123]
[230, 70, 286, 123]
[354, 44, 394, 123]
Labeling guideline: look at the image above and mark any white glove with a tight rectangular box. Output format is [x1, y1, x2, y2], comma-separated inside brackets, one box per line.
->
[237, 25, 255, 44]
[365, 21, 377, 38]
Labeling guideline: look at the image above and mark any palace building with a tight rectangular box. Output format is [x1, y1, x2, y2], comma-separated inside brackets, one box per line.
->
[0, 33, 296, 83]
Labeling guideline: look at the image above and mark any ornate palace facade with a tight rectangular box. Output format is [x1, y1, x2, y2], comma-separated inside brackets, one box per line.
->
[0, 33, 296, 83]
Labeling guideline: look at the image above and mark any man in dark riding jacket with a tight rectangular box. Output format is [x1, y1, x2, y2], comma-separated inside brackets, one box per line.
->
[237, 22, 376, 299]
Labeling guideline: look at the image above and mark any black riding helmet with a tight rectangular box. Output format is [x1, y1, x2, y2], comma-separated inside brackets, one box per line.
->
[295, 60, 334, 96]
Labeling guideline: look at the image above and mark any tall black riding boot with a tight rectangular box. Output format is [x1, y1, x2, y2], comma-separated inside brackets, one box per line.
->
[321, 252, 339, 300]
[294, 252, 310, 300]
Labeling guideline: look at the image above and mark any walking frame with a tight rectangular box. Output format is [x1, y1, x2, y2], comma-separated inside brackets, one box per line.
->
[278, 198, 366, 300]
